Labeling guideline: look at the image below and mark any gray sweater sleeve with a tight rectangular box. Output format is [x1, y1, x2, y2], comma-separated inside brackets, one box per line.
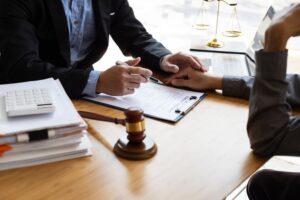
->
[246, 50, 300, 157]
[222, 74, 300, 107]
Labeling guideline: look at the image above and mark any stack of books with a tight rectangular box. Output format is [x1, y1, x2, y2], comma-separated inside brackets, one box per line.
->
[0, 79, 92, 170]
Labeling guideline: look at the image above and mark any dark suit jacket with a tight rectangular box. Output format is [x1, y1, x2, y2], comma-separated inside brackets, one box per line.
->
[222, 50, 300, 157]
[0, 0, 171, 98]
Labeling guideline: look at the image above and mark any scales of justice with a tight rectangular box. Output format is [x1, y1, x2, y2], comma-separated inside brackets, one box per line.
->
[193, 0, 242, 48]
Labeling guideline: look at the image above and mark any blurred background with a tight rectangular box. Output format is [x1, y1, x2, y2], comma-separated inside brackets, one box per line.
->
[94, 0, 299, 70]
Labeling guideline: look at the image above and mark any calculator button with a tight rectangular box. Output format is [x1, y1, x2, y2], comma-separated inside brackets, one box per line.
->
[5, 88, 55, 117]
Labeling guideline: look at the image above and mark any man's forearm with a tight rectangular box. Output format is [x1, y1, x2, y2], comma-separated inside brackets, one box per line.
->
[246, 50, 300, 156]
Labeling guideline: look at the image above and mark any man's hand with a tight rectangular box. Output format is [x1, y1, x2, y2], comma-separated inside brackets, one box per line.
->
[265, 3, 300, 52]
[165, 67, 222, 91]
[160, 52, 207, 73]
[96, 57, 152, 96]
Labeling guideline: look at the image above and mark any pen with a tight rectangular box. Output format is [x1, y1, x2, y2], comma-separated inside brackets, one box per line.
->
[116, 61, 129, 66]
[149, 77, 164, 84]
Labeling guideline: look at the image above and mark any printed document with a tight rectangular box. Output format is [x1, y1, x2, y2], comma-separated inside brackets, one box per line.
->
[84, 82, 205, 122]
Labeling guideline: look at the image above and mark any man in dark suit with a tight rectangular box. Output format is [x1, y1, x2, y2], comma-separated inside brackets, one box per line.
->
[0, 0, 205, 98]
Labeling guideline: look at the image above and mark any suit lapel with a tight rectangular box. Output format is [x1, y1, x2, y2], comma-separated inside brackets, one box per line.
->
[45, 0, 70, 65]
[92, 0, 109, 49]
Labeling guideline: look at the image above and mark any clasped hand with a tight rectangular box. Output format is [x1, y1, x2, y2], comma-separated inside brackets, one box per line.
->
[96, 52, 207, 96]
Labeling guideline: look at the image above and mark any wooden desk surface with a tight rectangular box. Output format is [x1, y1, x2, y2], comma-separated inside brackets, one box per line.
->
[2, 1, 300, 198]
[0, 94, 266, 200]
[1, 52, 300, 200]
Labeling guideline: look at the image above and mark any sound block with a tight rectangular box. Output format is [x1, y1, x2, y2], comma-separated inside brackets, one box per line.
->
[113, 136, 157, 160]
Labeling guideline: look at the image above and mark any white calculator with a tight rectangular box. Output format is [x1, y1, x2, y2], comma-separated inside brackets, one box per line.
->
[5, 88, 55, 117]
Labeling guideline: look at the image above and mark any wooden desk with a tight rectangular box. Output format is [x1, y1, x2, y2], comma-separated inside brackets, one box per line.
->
[0, 94, 266, 200]
[2, 50, 300, 200]
[1, 53, 300, 200]
[2, 1, 300, 199]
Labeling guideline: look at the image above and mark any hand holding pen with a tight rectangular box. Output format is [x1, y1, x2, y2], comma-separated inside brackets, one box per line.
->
[116, 58, 164, 84]
[96, 57, 153, 96]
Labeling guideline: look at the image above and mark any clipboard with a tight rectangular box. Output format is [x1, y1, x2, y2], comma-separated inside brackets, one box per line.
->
[83, 82, 206, 123]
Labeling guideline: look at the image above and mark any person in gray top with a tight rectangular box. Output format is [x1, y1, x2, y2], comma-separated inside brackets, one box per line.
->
[166, 3, 300, 157]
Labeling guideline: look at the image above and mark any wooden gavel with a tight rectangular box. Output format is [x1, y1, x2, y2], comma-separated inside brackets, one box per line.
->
[78, 107, 157, 160]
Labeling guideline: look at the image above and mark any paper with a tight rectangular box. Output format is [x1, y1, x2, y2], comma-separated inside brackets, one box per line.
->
[225, 156, 300, 200]
[7, 133, 84, 155]
[0, 134, 92, 171]
[0, 79, 82, 135]
[84, 82, 205, 122]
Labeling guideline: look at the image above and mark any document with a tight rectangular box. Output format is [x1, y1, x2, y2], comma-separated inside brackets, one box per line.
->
[225, 156, 300, 200]
[0, 134, 91, 171]
[0, 78, 92, 171]
[84, 82, 206, 122]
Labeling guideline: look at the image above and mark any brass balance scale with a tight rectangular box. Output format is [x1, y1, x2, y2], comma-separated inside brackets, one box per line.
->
[193, 0, 242, 48]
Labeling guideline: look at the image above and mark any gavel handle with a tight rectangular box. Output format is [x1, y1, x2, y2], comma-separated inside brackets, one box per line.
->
[78, 111, 126, 126]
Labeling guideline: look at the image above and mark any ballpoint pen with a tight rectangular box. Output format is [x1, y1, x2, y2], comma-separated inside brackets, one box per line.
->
[149, 77, 164, 84]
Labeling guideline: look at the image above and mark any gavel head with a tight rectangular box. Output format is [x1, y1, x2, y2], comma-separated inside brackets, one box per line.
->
[124, 107, 146, 143]
[114, 107, 157, 160]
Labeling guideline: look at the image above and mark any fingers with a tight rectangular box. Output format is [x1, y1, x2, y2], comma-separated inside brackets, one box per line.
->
[126, 73, 147, 84]
[123, 88, 135, 96]
[183, 54, 202, 70]
[126, 81, 141, 89]
[116, 57, 141, 67]
[125, 57, 141, 66]
[162, 52, 207, 73]
[163, 63, 180, 73]
[174, 52, 203, 71]
[165, 70, 188, 84]
[122, 82, 139, 96]
[115, 58, 153, 83]
[192, 56, 207, 72]
[170, 79, 190, 88]
[127, 66, 153, 79]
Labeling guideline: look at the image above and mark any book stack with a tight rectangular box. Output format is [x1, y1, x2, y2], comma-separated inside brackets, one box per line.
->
[0, 79, 92, 171]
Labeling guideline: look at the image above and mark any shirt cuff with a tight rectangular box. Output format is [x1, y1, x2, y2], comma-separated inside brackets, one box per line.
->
[222, 76, 249, 99]
[82, 70, 101, 97]
[255, 50, 288, 80]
